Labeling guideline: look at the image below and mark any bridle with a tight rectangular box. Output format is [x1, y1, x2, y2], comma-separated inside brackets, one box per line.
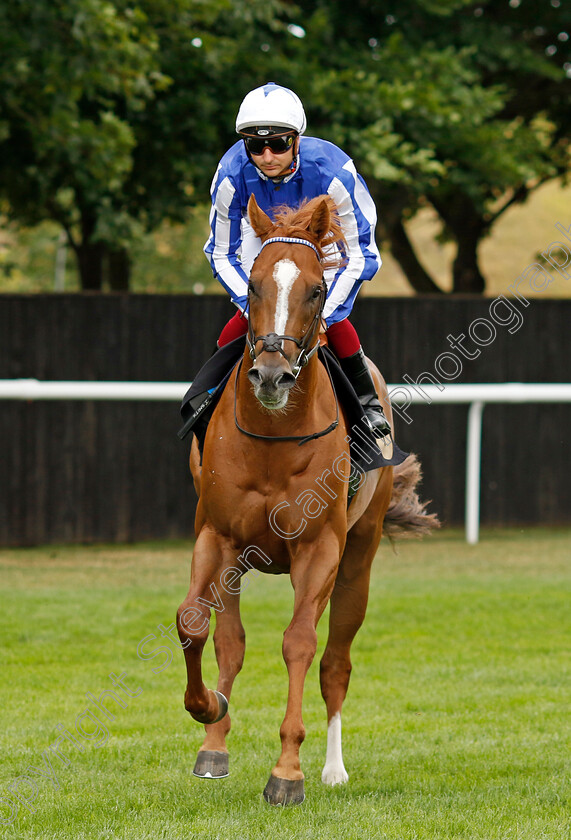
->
[246, 236, 327, 379]
[236, 234, 339, 445]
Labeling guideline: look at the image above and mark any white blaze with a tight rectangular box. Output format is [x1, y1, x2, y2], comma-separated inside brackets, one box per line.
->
[272, 259, 300, 335]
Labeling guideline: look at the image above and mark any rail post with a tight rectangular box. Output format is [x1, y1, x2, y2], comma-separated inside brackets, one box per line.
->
[465, 401, 485, 545]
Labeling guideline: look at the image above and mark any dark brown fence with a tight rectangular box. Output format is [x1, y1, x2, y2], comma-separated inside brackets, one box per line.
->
[1, 294, 569, 545]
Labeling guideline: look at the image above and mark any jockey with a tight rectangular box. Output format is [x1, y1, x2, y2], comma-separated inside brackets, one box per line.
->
[188, 82, 391, 439]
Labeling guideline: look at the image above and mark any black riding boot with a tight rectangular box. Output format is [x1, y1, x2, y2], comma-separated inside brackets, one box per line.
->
[339, 347, 392, 438]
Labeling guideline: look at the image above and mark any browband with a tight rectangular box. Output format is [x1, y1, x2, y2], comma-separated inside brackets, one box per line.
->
[259, 236, 321, 260]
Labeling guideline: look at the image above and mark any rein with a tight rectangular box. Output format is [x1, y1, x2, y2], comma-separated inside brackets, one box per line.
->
[237, 234, 339, 445]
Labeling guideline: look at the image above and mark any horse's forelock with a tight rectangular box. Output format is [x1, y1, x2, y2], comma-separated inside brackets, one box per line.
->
[269, 197, 346, 269]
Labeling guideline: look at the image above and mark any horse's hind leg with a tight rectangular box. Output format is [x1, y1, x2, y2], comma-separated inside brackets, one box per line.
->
[193, 589, 245, 779]
[319, 470, 392, 785]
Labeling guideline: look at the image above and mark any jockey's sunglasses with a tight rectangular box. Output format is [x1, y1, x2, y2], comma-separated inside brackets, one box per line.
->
[243, 133, 296, 156]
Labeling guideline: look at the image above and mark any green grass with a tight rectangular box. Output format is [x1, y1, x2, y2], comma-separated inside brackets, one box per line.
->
[1, 528, 570, 839]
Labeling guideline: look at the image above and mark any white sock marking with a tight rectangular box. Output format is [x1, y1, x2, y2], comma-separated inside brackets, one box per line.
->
[322, 712, 349, 785]
[273, 259, 300, 335]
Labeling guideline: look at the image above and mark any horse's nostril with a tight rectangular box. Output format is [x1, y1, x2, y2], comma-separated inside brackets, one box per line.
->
[247, 368, 263, 385]
[275, 371, 296, 390]
[248, 365, 295, 391]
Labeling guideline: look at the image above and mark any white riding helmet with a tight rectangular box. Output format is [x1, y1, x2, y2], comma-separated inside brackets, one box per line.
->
[235, 82, 307, 136]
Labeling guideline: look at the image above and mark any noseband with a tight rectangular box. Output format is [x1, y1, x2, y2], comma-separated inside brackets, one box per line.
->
[246, 236, 327, 379]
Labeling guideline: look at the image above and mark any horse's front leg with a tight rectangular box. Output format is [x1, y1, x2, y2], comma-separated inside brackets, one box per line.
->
[263, 533, 343, 806]
[176, 529, 229, 726]
[193, 586, 245, 779]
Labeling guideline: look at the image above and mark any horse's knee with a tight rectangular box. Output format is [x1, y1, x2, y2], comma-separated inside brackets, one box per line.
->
[282, 621, 317, 667]
[176, 599, 210, 647]
[320, 647, 352, 678]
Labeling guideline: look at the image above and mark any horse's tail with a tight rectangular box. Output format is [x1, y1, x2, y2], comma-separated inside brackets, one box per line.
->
[383, 454, 440, 539]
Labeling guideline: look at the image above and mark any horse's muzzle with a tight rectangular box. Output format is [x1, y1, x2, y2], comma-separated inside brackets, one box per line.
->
[247, 363, 296, 409]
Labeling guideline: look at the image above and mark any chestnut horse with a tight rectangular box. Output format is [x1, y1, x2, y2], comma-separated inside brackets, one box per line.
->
[176, 194, 437, 806]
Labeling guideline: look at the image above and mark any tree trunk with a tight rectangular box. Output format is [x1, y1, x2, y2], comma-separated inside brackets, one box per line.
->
[107, 247, 131, 291]
[452, 229, 486, 294]
[386, 218, 444, 294]
[369, 181, 444, 294]
[75, 241, 105, 291]
[430, 194, 487, 294]
[72, 212, 105, 291]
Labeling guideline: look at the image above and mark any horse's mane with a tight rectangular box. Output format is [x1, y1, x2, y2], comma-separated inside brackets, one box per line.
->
[270, 196, 347, 270]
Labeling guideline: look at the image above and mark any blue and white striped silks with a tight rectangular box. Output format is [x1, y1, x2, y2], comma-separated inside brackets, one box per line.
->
[203, 136, 382, 327]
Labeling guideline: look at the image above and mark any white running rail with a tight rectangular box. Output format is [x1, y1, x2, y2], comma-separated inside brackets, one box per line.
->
[1, 379, 570, 544]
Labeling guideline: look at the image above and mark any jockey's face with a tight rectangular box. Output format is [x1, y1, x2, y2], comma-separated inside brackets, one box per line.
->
[250, 136, 298, 179]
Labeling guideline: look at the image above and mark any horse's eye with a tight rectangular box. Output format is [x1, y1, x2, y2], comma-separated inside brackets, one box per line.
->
[248, 281, 257, 297]
[311, 286, 322, 300]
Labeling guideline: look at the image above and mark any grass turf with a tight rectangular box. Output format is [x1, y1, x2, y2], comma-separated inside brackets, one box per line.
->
[0, 528, 570, 839]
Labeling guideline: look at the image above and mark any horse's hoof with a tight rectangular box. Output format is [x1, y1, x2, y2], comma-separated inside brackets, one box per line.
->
[263, 774, 305, 806]
[193, 750, 229, 779]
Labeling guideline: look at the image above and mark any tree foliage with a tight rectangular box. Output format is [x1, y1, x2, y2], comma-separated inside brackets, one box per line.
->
[0, 0, 293, 289]
[290, 0, 570, 292]
[0, 0, 165, 288]
[0, 0, 569, 292]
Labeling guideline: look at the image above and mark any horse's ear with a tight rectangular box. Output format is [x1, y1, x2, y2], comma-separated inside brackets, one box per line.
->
[248, 194, 273, 238]
[308, 198, 331, 244]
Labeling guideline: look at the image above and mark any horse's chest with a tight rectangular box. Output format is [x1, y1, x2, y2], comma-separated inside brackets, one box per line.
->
[203, 466, 300, 522]
[201, 449, 346, 551]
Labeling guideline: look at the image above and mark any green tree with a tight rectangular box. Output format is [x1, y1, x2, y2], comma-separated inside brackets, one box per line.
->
[0, 0, 294, 290]
[425, 0, 570, 292]
[0, 0, 167, 289]
[2, 0, 568, 294]
[289, 0, 570, 293]
[115, 0, 293, 282]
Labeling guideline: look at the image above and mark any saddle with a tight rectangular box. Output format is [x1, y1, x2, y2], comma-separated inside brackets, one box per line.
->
[178, 336, 408, 472]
